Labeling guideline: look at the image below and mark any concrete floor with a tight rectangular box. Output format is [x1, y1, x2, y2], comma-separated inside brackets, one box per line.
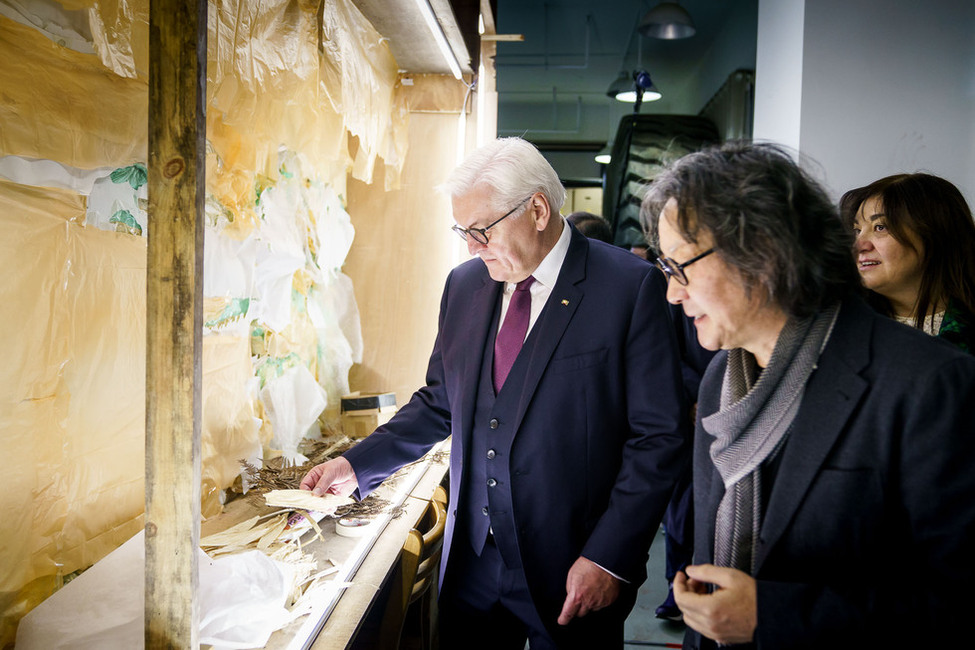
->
[623, 526, 686, 648]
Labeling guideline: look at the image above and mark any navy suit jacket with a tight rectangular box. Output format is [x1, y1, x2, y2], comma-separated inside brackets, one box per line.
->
[684, 296, 975, 649]
[344, 225, 689, 630]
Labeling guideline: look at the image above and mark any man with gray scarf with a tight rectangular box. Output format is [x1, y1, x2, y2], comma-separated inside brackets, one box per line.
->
[643, 142, 975, 649]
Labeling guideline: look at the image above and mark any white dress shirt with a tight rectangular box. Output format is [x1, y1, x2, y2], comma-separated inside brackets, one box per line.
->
[496, 217, 572, 340]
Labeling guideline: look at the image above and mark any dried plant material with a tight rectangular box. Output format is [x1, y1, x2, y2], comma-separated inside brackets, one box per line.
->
[264, 489, 353, 512]
[336, 494, 398, 520]
[200, 515, 262, 547]
[257, 515, 290, 551]
[201, 513, 289, 549]
[291, 509, 326, 545]
[238, 436, 356, 496]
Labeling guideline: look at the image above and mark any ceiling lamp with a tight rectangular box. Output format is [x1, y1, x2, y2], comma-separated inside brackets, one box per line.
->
[607, 69, 661, 104]
[606, 71, 633, 101]
[594, 145, 612, 165]
[638, 2, 696, 40]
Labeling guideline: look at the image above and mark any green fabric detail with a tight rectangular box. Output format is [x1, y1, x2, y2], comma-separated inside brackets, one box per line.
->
[205, 298, 250, 329]
[109, 209, 143, 236]
[937, 300, 974, 355]
[110, 163, 148, 190]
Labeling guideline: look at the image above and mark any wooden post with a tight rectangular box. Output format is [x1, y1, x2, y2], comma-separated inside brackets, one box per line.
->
[146, 0, 206, 647]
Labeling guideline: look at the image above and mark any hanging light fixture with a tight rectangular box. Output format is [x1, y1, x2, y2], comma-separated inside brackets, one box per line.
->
[606, 71, 633, 101]
[638, 2, 696, 40]
[607, 69, 661, 103]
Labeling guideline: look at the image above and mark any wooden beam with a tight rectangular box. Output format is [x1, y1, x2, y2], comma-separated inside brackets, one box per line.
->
[145, 0, 206, 647]
[481, 34, 524, 42]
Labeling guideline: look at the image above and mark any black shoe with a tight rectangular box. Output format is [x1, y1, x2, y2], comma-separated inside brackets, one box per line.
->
[654, 585, 683, 622]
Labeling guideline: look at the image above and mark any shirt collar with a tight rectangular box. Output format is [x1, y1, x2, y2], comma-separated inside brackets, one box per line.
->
[506, 217, 571, 292]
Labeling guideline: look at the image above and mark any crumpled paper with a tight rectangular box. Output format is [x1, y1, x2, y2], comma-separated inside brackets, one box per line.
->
[15, 530, 302, 650]
[260, 363, 328, 465]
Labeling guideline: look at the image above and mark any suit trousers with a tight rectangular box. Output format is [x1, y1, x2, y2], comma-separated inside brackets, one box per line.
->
[438, 530, 629, 650]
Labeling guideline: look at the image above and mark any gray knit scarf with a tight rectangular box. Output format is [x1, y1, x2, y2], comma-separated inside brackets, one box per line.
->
[703, 303, 840, 574]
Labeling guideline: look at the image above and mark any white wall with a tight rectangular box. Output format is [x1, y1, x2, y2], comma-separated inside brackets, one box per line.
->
[753, 0, 805, 152]
[755, 0, 975, 205]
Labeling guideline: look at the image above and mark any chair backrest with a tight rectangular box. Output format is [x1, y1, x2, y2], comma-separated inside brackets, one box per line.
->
[410, 497, 446, 603]
[377, 491, 448, 648]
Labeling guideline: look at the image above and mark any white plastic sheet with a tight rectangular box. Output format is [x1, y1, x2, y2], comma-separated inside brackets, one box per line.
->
[0, 155, 111, 194]
[15, 530, 302, 650]
[260, 363, 328, 465]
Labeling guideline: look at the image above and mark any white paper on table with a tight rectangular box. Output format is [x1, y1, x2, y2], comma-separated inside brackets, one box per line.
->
[16, 530, 304, 650]
[198, 550, 301, 649]
[16, 531, 146, 650]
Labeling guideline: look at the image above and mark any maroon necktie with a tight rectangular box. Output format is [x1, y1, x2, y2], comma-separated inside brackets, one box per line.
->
[493, 276, 535, 393]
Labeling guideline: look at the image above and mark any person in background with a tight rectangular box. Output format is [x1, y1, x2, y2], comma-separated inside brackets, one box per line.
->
[301, 137, 689, 649]
[568, 205, 715, 623]
[566, 210, 613, 244]
[653, 305, 715, 622]
[841, 172, 975, 352]
[629, 243, 650, 260]
[644, 142, 975, 649]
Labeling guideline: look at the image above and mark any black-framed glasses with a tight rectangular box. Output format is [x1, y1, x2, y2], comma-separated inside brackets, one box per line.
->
[451, 195, 533, 244]
[654, 248, 714, 286]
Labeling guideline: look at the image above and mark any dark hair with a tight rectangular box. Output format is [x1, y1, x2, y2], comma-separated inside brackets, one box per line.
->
[643, 141, 860, 319]
[840, 173, 975, 327]
[566, 211, 613, 243]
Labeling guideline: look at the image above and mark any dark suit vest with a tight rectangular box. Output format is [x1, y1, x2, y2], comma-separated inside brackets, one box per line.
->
[464, 292, 544, 569]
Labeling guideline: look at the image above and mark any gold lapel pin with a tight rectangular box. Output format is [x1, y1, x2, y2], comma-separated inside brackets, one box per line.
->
[561, 299, 569, 306]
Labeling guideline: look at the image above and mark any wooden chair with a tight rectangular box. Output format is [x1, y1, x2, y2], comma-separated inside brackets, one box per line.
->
[377, 486, 448, 649]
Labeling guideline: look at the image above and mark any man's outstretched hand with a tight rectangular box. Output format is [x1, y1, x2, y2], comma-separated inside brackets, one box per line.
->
[299, 456, 359, 497]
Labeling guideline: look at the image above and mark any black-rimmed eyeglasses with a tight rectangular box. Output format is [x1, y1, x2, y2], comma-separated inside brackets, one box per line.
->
[451, 195, 533, 244]
[654, 249, 714, 286]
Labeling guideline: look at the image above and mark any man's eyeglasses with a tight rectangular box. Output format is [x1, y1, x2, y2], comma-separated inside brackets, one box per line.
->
[451, 195, 533, 245]
[654, 249, 714, 286]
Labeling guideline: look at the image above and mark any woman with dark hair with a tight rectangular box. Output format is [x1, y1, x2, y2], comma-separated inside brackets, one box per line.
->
[841, 173, 975, 352]
[643, 142, 975, 649]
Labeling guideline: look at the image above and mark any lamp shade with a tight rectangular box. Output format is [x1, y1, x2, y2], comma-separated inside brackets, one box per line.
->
[607, 70, 662, 103]
[606, 71, 632, 99]
[638, 2, 696, 40]
[594, 145, 612, 165]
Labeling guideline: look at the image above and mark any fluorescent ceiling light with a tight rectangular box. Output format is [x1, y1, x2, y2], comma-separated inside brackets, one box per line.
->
[414, 0, 463, 80]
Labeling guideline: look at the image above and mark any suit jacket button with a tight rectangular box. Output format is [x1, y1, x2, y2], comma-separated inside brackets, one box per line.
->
[487, 478, 497, 487]
[482, 506, 489, 516]
[489, 418, 499, 429]
[487, 449, 496, 459]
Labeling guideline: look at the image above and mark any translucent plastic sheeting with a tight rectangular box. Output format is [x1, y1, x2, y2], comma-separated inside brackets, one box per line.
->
[203, 224, 259, 336]
[86, 163, 148, 236]
[1, 0, 400, 640]
[16, 530, 302, 650]
[201, 336, 263, 519]
[0, 179, 147, 645]
[87, 0, 149, 80]
[0, 14, 147, 168]
[0, 0, 96, 54]
[260, 363, 329, 466]
[207, 0, 349, 186]
[207, 0, 408, 189]
[0, 155, 113, 195]
[307, 273, 362, 415]
[0, 157, 148, 236]
[319, 0, 408, 188]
